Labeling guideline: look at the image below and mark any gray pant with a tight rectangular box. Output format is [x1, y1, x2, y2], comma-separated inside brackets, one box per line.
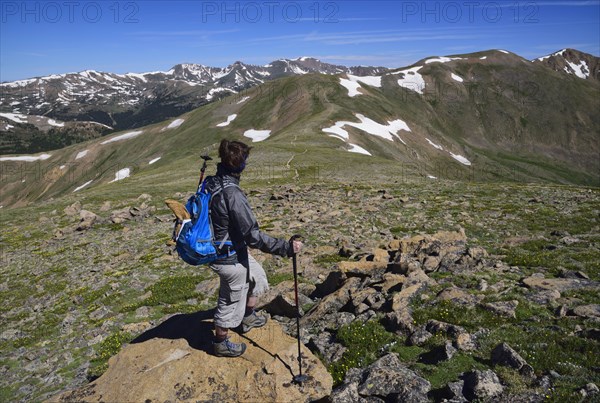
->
[210, 254, 269, 329]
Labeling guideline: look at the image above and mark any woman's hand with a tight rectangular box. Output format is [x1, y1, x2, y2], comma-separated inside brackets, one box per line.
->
[288, 235, 303, 255]
[292, 239, 303, 254]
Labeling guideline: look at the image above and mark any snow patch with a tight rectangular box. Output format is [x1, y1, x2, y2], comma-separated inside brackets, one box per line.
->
[565, 60, 589, 79]
[393, 66, 425, 94]
[323, 122, 350, 140]
[87, 121, 113, 129]
[217, 114, 237, 127]
[244, 129, 271, 142]
[125, 73, 148, 82]
[0, 153, 51, 162]
[480, 56, 488, 60]
[290, 65, 308, 75]
[110, 168, 131, 183]
[427, 175, 437, 179]
[339, 78, 362, 97]
[537, 49, 568, 61]
[100, 130, 144, 144]
[347, 74, 382, 88]
[449, 152, 471, 166]
[164, 119, 185, 130]
[0, 112, 28, 124]
[0, 78, 37, 88]
[237, 96, 251, 104]
[426, 138, 444, 150]
[498, 50, 510, 54]
[348, 143, 372, 156]
[206, 87, 236, 101]
[340, 74, 382, 97]
[451, 73, 464, 83]
[47, 118, 65, 127]
[425, 57, 463, 64]
[73, 180, 93, 192]
[149, 157, 161, 165]
[75, 150, 89, 160]
[322, 114, 410, 144]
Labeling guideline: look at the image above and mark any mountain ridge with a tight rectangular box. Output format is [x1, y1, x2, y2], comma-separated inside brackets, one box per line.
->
[1, 48, 597, 155]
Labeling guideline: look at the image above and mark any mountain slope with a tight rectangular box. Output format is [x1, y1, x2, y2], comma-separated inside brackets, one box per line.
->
[0, 49, 598, 208]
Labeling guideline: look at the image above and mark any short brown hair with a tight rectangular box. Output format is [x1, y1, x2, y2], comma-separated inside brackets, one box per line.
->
[219, 139, 251, 170]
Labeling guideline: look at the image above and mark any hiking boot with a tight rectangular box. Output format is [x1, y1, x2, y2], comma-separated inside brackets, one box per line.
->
[213, 337, 246, 357]
[241, 311, 267, 333]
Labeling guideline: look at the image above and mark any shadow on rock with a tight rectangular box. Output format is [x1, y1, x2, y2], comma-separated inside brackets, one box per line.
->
[131, 308, 216, 354]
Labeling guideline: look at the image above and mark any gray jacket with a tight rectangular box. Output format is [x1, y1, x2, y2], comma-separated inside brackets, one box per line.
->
[203, 170, 292, 265]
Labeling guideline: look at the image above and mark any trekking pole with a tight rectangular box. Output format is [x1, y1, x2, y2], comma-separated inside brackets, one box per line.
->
[291, 235, 310, 385]
[196, 155, 212, 192]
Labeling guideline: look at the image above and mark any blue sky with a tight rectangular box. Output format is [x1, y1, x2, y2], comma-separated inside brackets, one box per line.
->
[1, 0, 599, 81]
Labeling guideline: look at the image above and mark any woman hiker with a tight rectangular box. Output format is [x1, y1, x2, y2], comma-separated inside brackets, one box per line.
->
[203, 139, 303, 357]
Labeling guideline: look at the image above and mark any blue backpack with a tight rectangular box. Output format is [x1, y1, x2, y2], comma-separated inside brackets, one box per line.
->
[175, 178, 236, 265]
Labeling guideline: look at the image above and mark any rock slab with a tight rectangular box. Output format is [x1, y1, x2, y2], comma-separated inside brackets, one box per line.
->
[51, 321, 332, 402]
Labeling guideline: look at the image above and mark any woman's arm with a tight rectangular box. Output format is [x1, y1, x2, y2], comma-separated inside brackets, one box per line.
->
[227, 188, 293, 257]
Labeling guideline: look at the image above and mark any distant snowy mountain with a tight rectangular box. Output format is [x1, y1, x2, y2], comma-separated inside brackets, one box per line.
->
[0, 57, 387, 152]
[532, 48, 599, 80]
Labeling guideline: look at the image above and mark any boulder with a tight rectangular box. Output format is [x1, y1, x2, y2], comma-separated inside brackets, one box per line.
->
[258, 281, 311, 318]
[436, 287, 483, 307]
[338, 260, 388, 276]
[319, 312, 356, 331]
[64, 201, 82, 216]
[491, 343, 530, 373]
[302, 277, 361, 328]
[332, 353, 430, 403]
[522, 276, 600, 292]
[380, 273, 405, 293]
[577, 328, 600, 340]
[425, 320, 466, 339]
[110, 207, 132, 224]
[419, 341, 457, 364]
[443, 381, 468, 402]
[527, 289, 561, 305]
[405, 268, 437, 288]
[307, 331, 346, 365]
[481, 300, 519, 318]
[311, 271, 346, 298]
[572, 304, 600, 318]
[454, 332, 477, 351]
[463, 370, 504, 401]
[262, 294, 300, 318]
[408, 327, 433, 346]
[372, 248, 390, 263]
[52, 321, 332, 402]
[77, 210, 98, 231]
[392, 284, 423, 312]
[581, 383, 599, 397]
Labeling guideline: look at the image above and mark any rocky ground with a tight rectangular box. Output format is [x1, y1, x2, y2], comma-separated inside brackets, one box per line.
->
[0, 178, 598, 402]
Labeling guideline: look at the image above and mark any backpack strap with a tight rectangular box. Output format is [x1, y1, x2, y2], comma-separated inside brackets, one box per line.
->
[216, 176, 249, 282]
[215, 176, 236, 250]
